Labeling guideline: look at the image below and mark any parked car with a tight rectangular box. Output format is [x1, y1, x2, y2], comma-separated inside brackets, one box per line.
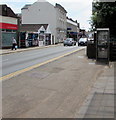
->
[78, 37, 87, 46]
[64, 38, 76, 46]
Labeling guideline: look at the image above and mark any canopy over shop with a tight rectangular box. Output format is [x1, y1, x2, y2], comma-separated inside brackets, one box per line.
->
[20, 24, 52, 47]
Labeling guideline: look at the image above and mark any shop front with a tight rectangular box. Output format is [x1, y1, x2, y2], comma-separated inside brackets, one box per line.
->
[0, 5, 18, 48]
[1, 22, 18, 48]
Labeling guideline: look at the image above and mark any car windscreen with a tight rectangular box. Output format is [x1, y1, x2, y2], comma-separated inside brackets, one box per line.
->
[79, 38, 87, 42]
[66, 38, 72, 41]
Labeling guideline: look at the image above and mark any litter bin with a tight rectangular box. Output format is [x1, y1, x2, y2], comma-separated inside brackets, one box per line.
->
[87, 40, 96, 59]
[87, 32, 97, 59]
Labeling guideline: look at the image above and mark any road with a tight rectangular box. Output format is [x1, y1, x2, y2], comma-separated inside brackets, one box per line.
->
[2, 48, 105, 118]
[2, 45, 84, 76]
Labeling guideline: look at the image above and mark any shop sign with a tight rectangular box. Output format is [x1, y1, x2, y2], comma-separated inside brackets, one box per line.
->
[0, 22, 18, 30]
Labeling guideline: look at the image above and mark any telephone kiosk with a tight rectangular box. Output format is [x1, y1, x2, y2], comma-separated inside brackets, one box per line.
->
[96, 28, 110, 62]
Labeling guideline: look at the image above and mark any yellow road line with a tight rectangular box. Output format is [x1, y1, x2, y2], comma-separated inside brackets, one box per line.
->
[0, 48, 84, 81]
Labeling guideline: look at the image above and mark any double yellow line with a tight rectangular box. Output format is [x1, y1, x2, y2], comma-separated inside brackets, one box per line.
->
[0, 48, 84, 81]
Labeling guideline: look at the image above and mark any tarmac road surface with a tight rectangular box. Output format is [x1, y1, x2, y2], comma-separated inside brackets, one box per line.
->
[2, 49, 106, 118]
[2, 45, 84, 76]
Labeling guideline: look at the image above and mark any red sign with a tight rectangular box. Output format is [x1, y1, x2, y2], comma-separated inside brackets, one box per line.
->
[0, 22, 18, 30]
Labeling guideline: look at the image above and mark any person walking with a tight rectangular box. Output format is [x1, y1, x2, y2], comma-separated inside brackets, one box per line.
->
[12, 37, 17, 50]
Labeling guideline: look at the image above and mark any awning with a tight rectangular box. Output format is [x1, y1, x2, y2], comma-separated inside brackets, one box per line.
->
[70, 32, 78, 35]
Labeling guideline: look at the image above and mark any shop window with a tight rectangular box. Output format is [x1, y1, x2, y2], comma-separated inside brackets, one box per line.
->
[6, 29, 12, 32]
[2, 29, 6, 32]
[12, 30, 16, 32]
[40, 31, 44, 34]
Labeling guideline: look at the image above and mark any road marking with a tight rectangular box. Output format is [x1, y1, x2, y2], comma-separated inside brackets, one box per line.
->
[0, 48, 84, 81]
[78, 56, 84, 59]
[89, 62, 95, 65]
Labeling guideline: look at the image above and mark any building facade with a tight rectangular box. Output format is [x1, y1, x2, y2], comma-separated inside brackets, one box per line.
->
[20, 24, 52, 47]
[66, 17, 80, 41]
[21, 0, 67, 44]
[0, 4, 18, 48]
[55, 3, 67, 43]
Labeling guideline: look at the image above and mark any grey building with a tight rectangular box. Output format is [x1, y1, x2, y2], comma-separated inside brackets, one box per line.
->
[21, 0, 67, 44]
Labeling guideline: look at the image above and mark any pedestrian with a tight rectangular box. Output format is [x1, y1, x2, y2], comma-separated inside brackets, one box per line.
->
[12, 37, 17, 50]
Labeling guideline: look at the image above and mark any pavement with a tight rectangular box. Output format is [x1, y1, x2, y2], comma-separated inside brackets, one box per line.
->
[1, 45, 115, 118]
[76, 62, 115, 118]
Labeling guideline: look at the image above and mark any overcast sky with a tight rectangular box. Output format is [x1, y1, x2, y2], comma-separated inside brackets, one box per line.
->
[1, 0, 93, 30]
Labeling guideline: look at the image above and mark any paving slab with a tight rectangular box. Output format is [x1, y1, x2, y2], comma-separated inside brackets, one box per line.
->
[76, 62, 115, 119]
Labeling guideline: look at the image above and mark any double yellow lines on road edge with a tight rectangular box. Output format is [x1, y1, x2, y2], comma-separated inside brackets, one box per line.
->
[0, 48, 85, 81]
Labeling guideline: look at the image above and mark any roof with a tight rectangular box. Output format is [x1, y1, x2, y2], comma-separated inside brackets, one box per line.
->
[67, 17, 78, 24]
[21, 2, 67, 14]
[55, 3, 67, 13]
[21, 4, 32, 10]
[93, 0, 116, 2]
[0, 4, 18, 18]
[20, 24, 48, 32]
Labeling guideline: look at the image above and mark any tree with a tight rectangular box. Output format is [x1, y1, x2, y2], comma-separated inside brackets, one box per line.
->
[91, 2, 116, 39]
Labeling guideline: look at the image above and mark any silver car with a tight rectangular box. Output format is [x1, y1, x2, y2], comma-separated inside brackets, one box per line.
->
[64, 38, 76, 46]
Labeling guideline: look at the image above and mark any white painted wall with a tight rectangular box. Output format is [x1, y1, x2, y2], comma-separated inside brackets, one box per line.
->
[0, 15, 17, 25]
[67, 19, 80, 33]
[67, 19, 77, 26]
[22, 1, 67, 43]
[22, 1, 56, 41]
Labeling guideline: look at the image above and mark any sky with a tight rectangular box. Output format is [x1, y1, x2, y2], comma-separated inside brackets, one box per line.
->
[1, 0, 93, 31]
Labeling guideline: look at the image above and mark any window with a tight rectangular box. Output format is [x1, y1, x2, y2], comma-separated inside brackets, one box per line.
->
[12, 30, 16, 32]
[2, 29, 6, 32]
[40, 31, 44, 34]
[6, 29, 12, 32]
